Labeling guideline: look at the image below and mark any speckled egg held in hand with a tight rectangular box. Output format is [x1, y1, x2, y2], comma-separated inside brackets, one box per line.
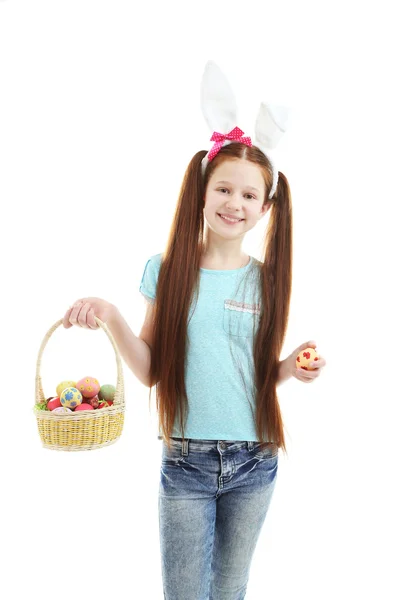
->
[296, 347, 319, 371]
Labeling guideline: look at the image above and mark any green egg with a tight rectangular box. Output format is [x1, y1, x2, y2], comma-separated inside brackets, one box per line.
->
[98, 384, 116, 402]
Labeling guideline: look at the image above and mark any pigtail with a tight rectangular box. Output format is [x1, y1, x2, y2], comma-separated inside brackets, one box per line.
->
[253, 170, 292, 455]
[147, 150, 207, 451]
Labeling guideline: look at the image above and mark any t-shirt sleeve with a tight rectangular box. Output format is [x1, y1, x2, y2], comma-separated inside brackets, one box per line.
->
[139, 255, 160, 304]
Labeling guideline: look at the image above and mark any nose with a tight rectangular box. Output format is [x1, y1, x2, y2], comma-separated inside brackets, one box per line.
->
[226, 192, 243, 209]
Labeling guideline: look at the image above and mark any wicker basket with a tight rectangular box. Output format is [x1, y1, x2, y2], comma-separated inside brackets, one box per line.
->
[33, 316, 125, 451]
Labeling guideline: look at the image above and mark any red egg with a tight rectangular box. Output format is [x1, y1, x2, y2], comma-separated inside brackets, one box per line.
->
[74, 403, 94, 411]
[47, 397, 62, 411]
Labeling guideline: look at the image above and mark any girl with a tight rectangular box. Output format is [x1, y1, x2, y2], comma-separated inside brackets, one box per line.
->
[63, 62, 326, 599]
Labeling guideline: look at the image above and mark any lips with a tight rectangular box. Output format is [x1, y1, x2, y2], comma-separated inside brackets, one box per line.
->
[218, 213, 244, 223]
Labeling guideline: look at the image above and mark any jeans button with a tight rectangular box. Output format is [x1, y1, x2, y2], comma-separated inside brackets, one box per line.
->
[220, 442, 225, 449]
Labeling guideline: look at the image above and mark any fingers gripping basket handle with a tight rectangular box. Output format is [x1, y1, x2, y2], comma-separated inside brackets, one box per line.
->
[34, 316, 124, 406]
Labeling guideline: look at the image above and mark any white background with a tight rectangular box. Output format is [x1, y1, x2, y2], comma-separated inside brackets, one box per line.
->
[1, 1, 399, 598]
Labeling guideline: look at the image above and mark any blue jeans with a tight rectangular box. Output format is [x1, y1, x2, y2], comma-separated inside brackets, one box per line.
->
[158, 437, 279, 600]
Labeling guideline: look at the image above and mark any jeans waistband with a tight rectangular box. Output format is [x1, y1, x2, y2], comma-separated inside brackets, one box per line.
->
[159, 436, 275, 456]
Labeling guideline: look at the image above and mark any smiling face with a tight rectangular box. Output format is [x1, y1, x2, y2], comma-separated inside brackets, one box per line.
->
[203, 158, 271, 238]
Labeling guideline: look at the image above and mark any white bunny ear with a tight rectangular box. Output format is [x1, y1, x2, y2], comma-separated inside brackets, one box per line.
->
[254, 102, 291, 150]
[200, 61, 238, 134]
[254, 103, 292, 199]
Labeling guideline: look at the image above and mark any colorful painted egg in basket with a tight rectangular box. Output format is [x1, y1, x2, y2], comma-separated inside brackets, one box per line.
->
[56, 380, 77, 398]
[48, 397, 62, 411]
[52, 406, 73, 414]
[98, 384, 116, 404]
[75, 403, 94, 411]
[60, 387, 83, 409]
[76, 376, 100, 399]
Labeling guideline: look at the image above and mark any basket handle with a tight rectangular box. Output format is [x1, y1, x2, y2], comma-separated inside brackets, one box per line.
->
[34, 316, 124, 407]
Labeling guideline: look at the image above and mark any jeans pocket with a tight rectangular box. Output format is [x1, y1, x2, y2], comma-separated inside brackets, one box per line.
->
[223, 300, 261, 337]
[252, 442, 279, 460]
[161, 439, 183, 465]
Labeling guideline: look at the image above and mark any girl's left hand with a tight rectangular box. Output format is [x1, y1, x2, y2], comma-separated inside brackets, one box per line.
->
[282, 340, 326, 383]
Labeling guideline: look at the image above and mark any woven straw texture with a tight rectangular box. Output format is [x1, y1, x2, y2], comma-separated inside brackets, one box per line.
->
[33, 316, 125, 451]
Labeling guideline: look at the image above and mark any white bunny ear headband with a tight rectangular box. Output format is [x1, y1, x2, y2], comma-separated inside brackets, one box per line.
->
[200, 61, 291, 199]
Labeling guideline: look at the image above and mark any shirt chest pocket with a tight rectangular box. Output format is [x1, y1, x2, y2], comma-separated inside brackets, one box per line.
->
[223, 299, 261, 337]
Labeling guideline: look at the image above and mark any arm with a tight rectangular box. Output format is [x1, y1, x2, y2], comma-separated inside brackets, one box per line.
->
[107, 307, 153, 388]
[277, 358, 292, 387]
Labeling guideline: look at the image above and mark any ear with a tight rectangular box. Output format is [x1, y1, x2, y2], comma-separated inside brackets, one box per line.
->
[259, 201, 272, 218]
[200, 61, 238, 134]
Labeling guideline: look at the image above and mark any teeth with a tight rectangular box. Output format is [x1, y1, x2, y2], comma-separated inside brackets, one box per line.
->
[220, 214, 242, 223]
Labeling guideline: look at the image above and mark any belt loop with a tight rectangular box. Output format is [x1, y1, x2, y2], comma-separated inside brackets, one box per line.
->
[181, 438, 189, 456]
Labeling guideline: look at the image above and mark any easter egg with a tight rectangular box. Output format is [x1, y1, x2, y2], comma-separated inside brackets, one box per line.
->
[296, 347, 319, 371]
[88, 395, 99, 409]
[52, 406, 73, 414]
[60, 387, 83, 409]
[75, 403, 94, 411]
[48, 397, 62, 411]
[98, 384, 115, 404]
[56, 380, 77, 398]
[76, 376, 100, 399]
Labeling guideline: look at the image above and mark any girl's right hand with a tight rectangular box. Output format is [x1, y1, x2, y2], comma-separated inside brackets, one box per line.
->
[63, 297, 117, 330]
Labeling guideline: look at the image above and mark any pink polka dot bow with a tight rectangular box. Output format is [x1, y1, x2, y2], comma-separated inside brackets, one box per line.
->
[207, 126, 252, 161]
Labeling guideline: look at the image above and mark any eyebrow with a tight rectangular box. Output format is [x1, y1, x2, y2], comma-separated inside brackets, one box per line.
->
[215, 180, 260, 193]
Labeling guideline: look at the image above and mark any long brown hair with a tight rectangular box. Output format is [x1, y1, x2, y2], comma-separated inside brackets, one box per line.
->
[147, 142, 292, 454]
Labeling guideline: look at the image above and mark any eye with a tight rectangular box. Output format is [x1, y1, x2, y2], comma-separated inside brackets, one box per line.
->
[218, 188, 229, 194]
[245, 194, 256, 200]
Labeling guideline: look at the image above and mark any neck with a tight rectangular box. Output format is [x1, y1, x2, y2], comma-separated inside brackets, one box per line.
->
[200, 251, 250, 270]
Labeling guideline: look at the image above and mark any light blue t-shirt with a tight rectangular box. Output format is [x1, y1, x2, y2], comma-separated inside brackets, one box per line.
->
[139, 253, 266, 442]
